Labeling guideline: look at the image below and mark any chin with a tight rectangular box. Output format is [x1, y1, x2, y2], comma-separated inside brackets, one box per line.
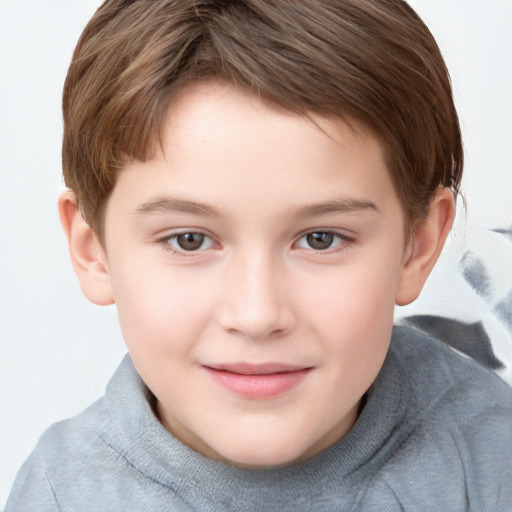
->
[212, 435, 312, 470]
[223, 450, 301, 470]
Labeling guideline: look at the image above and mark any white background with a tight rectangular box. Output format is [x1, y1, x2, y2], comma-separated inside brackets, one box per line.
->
[1, 0, 511, 505]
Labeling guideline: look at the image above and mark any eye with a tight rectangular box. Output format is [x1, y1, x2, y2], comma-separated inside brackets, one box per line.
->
[296, 231, 348, 251]
[165, 232, 215, 252]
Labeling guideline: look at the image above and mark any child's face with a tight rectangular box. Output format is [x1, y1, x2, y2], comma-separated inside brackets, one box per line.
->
[100, 82, 410, 468]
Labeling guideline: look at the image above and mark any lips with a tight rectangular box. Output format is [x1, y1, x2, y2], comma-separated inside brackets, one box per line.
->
[202, 363, 312, 400]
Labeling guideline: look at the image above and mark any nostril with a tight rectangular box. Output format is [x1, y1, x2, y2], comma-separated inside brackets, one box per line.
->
[217, 262, 297, 339]
[268, 328, 286, 339]
[218, 305, 296, 341]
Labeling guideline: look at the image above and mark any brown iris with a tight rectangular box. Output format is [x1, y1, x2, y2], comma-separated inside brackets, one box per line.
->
[176, 233, 205, 251]
[306, 232, 334, 250]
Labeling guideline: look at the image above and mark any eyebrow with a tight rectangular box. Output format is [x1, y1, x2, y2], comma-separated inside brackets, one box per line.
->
[291, 198, 379, 217]
[134, 196, 379, 219]
[134, 197, 223, 217]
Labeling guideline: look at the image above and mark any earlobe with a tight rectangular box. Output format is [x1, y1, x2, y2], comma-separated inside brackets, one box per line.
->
[58, 190, 115, 306]
[395, 188, 455, 306]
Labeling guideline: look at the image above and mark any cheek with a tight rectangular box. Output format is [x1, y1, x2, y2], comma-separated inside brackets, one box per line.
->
[109, 256, 218, 358]
[304, 256, 399, 328]
[300, 254, 400, 370]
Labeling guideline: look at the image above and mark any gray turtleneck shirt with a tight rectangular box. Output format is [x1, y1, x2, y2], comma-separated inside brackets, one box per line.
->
[6, 326, 512, 511]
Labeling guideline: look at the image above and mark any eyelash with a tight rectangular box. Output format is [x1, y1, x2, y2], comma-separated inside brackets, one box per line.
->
[158, 231, 216, 256]
[157, 229, 353, 256]
[294, 230, 353, 254]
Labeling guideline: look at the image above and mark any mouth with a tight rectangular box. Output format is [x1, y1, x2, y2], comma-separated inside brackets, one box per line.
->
[202, 363, 312, 400]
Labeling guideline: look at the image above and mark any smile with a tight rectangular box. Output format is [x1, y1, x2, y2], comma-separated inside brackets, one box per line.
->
[202, 363, 312, 400]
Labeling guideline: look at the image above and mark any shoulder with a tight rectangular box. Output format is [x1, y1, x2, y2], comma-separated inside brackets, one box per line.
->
[5, 398, 111, 511]
[390, 324, 512, 404]
[5, 356, 188, 510]
[388, 325, 512, 442]
[380, 325, 512, 510]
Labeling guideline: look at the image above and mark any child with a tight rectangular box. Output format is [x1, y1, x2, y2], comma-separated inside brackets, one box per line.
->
[6, 0, 512, 510]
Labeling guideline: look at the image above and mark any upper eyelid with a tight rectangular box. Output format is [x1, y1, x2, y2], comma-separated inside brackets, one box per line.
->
[293, 229, 355, 252]
[157, 230, 218, 253]
[295, 228, 353, 241]
[155, 228, 353, 249]
[156, 228, 215, 241]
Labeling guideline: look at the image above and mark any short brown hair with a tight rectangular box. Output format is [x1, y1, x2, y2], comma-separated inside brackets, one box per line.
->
[62, 0, 463, 243]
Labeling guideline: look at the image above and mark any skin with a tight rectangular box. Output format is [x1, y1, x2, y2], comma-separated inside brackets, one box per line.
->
[60, 82, 454, 469]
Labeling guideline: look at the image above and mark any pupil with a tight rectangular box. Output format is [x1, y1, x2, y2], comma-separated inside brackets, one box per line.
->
[307, 232, 333, 250]
[177, 233, 204, 251]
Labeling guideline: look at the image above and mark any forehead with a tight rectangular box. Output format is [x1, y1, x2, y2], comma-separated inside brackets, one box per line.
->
[107, 81, 400, 225]
[164, 81, 371, 152]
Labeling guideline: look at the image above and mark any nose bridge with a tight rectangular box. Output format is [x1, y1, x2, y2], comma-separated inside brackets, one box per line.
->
[218, 247, 295, 339]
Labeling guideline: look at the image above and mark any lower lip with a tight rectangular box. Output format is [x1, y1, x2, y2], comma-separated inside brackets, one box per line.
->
[203, 367, 311, 400]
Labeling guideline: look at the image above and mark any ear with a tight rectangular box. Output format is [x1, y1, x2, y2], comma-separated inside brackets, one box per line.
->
[58, 190, 115, 306]
[395, 188, 455, 306]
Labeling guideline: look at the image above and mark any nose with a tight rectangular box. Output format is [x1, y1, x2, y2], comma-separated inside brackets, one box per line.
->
[217, 252, 297, 340]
